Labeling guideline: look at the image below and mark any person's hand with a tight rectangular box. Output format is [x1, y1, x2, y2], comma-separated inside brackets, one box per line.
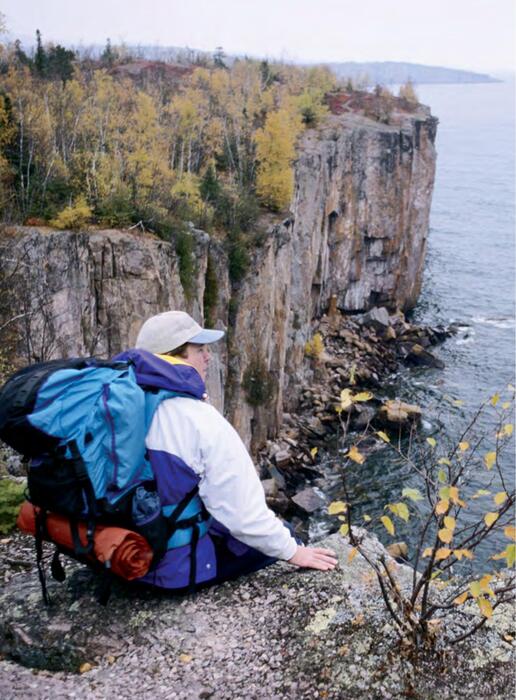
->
[287, 545, 338, 571]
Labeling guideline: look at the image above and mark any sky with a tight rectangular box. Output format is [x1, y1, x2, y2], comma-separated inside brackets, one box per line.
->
[1, 0, 514, 73]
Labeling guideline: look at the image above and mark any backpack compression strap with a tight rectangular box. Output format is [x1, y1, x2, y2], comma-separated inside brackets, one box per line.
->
[163, 486, 211, 591]
[67, 440, 96, 556]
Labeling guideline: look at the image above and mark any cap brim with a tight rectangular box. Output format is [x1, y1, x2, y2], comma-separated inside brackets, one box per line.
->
[188, 329, 225, 344]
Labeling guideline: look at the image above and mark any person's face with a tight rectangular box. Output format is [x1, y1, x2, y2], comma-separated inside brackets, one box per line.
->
[183, 343, 210, 380]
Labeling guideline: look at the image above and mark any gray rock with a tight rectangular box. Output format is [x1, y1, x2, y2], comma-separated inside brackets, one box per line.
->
[260, 478, 277, 498]
[291, 487, 326, 513]
[360, 306, 391, 330]
[273, 450, 291, 469]
[404, 343, 445, 369]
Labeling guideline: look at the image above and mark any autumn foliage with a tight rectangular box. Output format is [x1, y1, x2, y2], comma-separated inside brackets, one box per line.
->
[0, 35, 336, 234]
[327, 386, 515, 650]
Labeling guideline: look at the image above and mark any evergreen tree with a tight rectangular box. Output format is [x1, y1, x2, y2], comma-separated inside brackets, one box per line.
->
[34, 29, 46, 77]
[101, 38, 116, 67]
[213, 46, 227, 69]
[200, 163, 220, 203]
[13, 40, 31, 67]
[46, 44, 75, 83]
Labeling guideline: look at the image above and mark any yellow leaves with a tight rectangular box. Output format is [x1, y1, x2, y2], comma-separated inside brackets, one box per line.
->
[453, 549, 474, 560]
[310, 447, 318, 458]
[348, 547, 358, 563]
[449, 487, 463, 506]
[380, 515, 395, 536]
[422, 547, 433, 557]
[453, 591, 468, 605]
[347, 445, 365, 465]
[255, 107, 302, 210]
[402, 487, 423, 502]
[352, 391, 373, 402]
[340, 389, 374, 411]
[438, 528, 453, 544]
[435, 548, 452, 561]
[472, 489, 491, 498]
[327, 501, 347, 515]
[305, 333, 325, 360]
[437, 469, 447, 484]
[426, 437, 437, 448]
[496, 424, 513, 439]
[504, 525, 516, 541]
[479, 574, 494, 593]
[493, 544, 516, 567]
[477, 598, 494, 618]
[339, 523, 349, 537]
[484, 512, 499, 528]
[458, 441, 469, 452]
[501, 402, 511, 410]
[469, 581, 482, 598]
[444, 516, 456, 530]
[484, 452, 497, 470]
[363, 514, 372, 522]
[494, 492, 507, 506]
[376, 431, 390, 443]
[469, 576, 496, 616]
[51, 196, 93, 230]
[79, 662, 93, 673]
[435, 499, 449, 515]
[179, 653, 192, 663]
[339, 388, 353, 410]
[490, 393, 500, 407]
[438, 457, 451, 466]
[387, 502, 410, 522]
[439, 486, 450, 500]
[439, 485, 460, 504]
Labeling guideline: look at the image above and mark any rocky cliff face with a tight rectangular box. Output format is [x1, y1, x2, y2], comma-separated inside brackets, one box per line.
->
[0, 108, 437, 450]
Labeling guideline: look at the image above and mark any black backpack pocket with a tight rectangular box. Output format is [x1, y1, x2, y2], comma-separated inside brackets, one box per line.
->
[28, 455, 94, 518]
[131, 486, 169, 565]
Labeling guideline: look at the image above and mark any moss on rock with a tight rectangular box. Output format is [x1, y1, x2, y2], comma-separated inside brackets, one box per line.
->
[0, 478, 25, 534]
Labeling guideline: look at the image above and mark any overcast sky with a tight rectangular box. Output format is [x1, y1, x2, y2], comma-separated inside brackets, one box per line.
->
[1, 0, 514, 73]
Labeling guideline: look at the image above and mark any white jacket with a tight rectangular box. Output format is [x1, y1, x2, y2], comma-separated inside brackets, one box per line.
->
[145, 396, 298, 561]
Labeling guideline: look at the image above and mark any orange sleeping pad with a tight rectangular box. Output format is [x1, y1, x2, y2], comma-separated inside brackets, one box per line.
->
[17, 501, 153, 580]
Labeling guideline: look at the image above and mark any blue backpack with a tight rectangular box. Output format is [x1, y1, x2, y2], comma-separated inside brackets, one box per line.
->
[0, 357, 179, 561]
[0, 352, 211, 604]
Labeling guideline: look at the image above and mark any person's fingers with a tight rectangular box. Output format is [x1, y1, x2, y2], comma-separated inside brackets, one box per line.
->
[313, 547, 338, 557]
[309, 553, 338, 569]
[312, 552, 338, 564]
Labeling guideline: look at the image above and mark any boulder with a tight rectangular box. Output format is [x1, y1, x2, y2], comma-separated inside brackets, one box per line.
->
[273, 450, 291, 469]
[260, 479, 277, 499]
[404, 343, 445, 369]
[378, 400, 422, 426]
[291, 487, 326, 514]
[360, 307, 391, 331]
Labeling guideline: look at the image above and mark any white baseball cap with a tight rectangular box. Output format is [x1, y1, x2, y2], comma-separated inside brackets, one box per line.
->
[135, 311, 224, 354]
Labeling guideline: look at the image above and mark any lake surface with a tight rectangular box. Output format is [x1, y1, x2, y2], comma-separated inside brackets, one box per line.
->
[314, 81, 515, 563]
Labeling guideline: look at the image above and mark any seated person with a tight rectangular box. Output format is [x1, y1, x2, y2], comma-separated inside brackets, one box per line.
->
[131, 310, 337, 591]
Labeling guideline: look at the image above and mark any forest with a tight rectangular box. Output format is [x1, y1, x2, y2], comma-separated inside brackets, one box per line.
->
[0, 32, 338, 242]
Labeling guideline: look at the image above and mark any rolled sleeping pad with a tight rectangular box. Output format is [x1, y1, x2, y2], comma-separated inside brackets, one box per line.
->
[17, 501, 153, 580]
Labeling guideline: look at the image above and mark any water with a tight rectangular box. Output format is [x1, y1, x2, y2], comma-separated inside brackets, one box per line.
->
[313, 81, 515, 564]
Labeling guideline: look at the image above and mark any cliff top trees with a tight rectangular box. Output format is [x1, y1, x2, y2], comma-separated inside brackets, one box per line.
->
[0, 47, 338, 233]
